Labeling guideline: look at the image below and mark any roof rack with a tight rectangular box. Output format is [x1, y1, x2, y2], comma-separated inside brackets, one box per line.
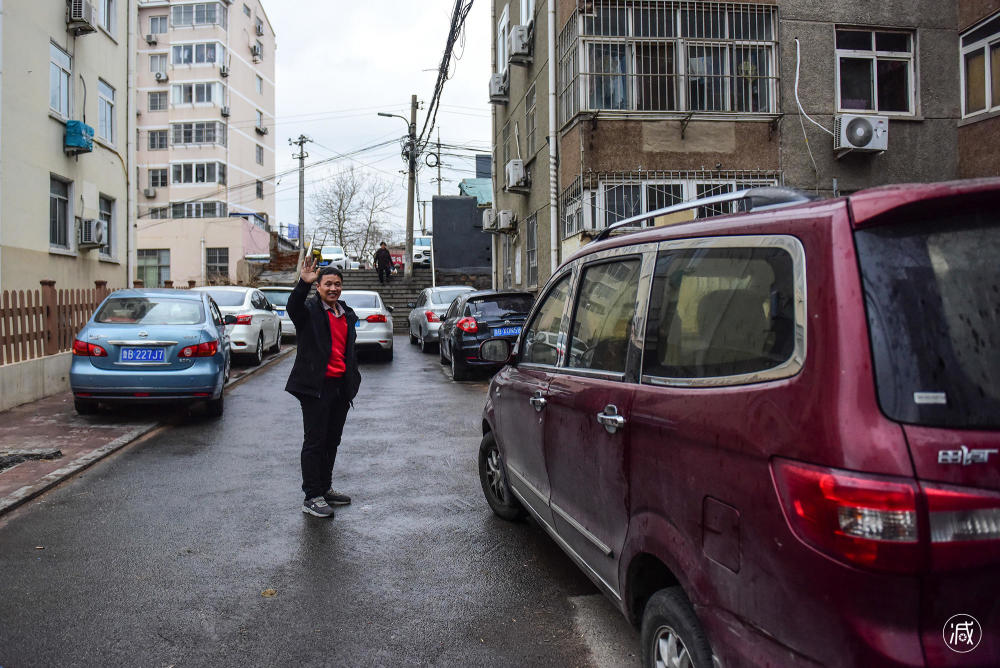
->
[591, 187, 816, 244]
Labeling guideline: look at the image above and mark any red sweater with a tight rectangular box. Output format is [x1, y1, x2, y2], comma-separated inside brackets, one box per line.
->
[325, 307, 347, 377]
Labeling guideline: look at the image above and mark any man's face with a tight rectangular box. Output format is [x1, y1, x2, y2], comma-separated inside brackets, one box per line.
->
[317, 273, 342, 307]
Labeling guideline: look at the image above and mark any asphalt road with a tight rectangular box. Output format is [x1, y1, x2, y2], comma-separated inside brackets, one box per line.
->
[0, 336, 638, 667]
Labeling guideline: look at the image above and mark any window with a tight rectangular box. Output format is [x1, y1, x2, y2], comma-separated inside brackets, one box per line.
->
[566, 259, 641, 372]
[206, 247, 229, 280]
[525, 214, 538, 287]
[836, 28, 914, 114]
[148, 91, 167, 112]
[172, 201, 226, 218]
[148, 129, 168, 150]
[521, 274, 571, 366]
[171, 3, 227, 28]
[256, 75, 264, 94]
[171, 162, 226, 185]
[243, 4, 251, 18]
[525, 84, 536, 155]
[256, 109, 264, 128]
[172, 82, 222, 105]
[149, 168, 168, 188]
[502, 235, 513, 289]
[150, 15, 167, 34]
[98, 196, 113, 256]
[255, 144, 264, 165]
[502, 123, 511, 169]
[497, 4, 510, 73]
[171, 121, 225, 146]
[642, 242, 799, 381]
[50, 43, 71, 117]
[961, 13, 1000, 117]
[172, 43, 223, 65]
[149, 53, 167, 74]
[256, 180, 264, 199]
[255, 17, 264, 34]
[148, 206, 169, 219]
[138, 249, 170, 287]
[254, 40, 264, 59]
[50, 177, 70, 248]
[520, 0, 535, 24]
[98, 80, 115, 143]
[99, 0, 115, 34]
[560, 2, 777, 119]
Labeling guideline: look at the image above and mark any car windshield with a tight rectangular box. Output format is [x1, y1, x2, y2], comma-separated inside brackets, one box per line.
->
[322, 246, 344, 255]
[470, 294, 533, 318]
[414, 238, 431, 247]
[202, 290, 246, 306]
[341, 293, 380, 309]
[855, 211, 1000, 429]
[95, 297, 204, 325]
[431, 288, 471, 305]
[262, 290, 291, 307]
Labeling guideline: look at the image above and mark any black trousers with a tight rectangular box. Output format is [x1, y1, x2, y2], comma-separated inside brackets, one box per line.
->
[298, 376, 350, 500]
[377, 266, 392, 283]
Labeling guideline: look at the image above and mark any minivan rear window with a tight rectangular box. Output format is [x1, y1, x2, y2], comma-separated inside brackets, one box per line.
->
[855, 212, 1000, 428]
[469, 294, 533, 318]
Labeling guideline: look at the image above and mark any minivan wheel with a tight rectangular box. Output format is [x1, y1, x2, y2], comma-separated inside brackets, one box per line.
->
[641, 587, 713, 668]
[478, 432, 525, 521]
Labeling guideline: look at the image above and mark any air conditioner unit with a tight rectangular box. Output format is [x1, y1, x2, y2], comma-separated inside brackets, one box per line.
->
[833, 114, 888, 155]
[220, 106, 231, 117]
[220, 65, 230, 77]
[482, 208, 497, 232]
[78, 218, 107, 248]
[510, 25, 532, 64]
[255, 125, 268, 135]
[64, 120, 95, 155]
[505, 159, 529, 189]
[145, 33, 157, 45]
[154, 71, 168, 82]
[489, 73, 509, 105]
[250, 44, 262, 59]
[496, 210, 515, 232]
[143, 187, 157, 198]
[255, 24, 265, 36]
[66, 0, 97, 35]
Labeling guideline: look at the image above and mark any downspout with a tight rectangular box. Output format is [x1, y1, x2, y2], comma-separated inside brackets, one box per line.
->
[126, 0, 136, 286]
[547, 0, 559, 277]
[0, 0, 5, 291]
[491, 0, 498, 290]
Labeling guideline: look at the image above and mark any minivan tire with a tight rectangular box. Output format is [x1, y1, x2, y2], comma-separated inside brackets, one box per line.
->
[478, 432, 526, 521]
[640, 587, 713, 668]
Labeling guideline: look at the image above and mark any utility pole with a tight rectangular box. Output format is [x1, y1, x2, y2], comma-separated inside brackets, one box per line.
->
[404, 94, 418, 278]
[437, 128, 442, 196]
[289, 134, 312, 249]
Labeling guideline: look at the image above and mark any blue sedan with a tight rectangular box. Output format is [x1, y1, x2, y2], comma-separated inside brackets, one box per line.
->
[70, 289, 234, 417]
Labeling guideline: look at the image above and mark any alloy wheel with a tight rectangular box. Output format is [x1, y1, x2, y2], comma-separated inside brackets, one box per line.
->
[485, 447, 506, 503]
[653, 625, 693, 668]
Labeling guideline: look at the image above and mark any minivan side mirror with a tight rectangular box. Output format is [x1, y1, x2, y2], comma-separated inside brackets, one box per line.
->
[479, 338, 513, 363]
[223, 314, 237, 325]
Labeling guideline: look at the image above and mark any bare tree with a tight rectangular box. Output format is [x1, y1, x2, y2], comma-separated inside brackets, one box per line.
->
[310, 168, 398, 264]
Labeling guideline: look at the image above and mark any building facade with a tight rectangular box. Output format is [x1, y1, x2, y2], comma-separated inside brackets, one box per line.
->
[957, 0, 1000, 177]
[490, 0, 967, 293]
[135, 0, 275, 287]
[0, 0, 135, 292]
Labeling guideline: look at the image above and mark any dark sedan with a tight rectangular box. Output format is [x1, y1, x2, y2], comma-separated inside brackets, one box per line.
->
[438, 290, 534, 381]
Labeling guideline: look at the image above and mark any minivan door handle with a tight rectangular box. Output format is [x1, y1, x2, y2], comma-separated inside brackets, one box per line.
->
[597, 404, 626, 434]
[529, 390, 547, 412]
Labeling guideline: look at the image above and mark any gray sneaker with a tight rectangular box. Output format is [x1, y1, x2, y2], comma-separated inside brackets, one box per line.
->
[302, 496, 335, 518]
[324, 489, 352, 506]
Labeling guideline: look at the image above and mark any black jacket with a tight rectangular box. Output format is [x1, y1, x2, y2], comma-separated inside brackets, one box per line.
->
[374, 247, 393, 269]
[284, 279, 362, 400]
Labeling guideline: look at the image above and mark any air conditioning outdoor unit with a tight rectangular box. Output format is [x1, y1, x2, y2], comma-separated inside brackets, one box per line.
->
[143, 187, 157, 198]
[154, 71, 168, 82]
[78, 218, 107, 249]
[255, 125, 268, 135]
[489, 73, 509, 105]
[145, 34, 157, 45]
[505, 159, 529, 189]
[482, 208, 497, 232]
[250, 44, 262, 60]
[220, 106, 231, 117]
[256, 24, 265, 36]
[496, 210, 515, 232]
[220, 65, 230, 77]
[510, 25, 532, 64]
[833, 114, 888, 155]
[66, 0, 97, 35]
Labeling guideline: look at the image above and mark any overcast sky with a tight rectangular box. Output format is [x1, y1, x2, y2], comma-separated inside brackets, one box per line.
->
[263, 1, 492, 247]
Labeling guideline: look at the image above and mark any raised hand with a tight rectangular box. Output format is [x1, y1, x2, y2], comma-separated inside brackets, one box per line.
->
[301, 254, 320, 284]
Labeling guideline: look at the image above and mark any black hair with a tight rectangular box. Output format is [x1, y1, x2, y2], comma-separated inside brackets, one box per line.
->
[380, 241, 387, 246]
[318, 266, 343, 282]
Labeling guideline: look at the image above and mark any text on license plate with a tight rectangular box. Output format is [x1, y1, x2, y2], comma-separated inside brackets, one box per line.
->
[120, 347, 165, 362]
[493, 326, 522, 337]
[275, 310, 285, 316]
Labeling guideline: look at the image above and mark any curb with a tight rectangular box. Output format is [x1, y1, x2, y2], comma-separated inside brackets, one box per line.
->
[0, 345, 295, 517]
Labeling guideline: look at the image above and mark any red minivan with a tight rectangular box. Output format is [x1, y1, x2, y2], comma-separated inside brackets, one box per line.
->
[477, 179, 1000, 667]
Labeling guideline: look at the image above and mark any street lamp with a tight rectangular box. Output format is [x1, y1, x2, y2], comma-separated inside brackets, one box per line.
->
[378, 97, 418, 278]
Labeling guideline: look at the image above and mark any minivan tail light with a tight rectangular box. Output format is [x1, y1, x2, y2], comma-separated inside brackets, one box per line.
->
[366, 314, 387, 323]
[456, 316, 478, 333]
[424, 310, 440, 323]
[179, 340, 219, 358]
[925, 483, 1000, 571]
[771, 459, 921, 573]
[233, 314, 253, 325]
[72, 339, 107, 357]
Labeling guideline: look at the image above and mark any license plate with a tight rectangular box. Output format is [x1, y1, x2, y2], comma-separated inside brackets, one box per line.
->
[275, 310, 285, 316]
[120, 347, 165, 362]
[493, 326, 522, 337]
[355, 321, 361, 327]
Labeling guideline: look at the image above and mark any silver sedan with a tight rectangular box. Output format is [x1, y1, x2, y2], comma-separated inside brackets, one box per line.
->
[341, 290, 394, 362]
[407, 285, 475, 354]
[191, 286, 281, 365]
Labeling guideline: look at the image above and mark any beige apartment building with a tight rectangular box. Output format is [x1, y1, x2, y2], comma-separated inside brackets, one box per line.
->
[0, 0, 136, 292]
[135, 0, 275, 287]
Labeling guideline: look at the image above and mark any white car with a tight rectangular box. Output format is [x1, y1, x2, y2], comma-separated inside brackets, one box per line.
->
[340, 290, 393, 362]
[259, 286, 295, 339]
[320, 245, 347, 270]
[412, 236, 432, 267]
[191, 286, 281, 365]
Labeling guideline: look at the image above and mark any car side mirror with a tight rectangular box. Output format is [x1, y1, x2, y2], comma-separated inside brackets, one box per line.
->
[479, 338, 513, 363]
[223, 314, 237, 325]
[386, 305, 394, 313]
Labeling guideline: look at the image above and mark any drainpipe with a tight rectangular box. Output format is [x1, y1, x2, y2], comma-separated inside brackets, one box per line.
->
[547, 0, 559, 277]
[126, 0, 137, 286]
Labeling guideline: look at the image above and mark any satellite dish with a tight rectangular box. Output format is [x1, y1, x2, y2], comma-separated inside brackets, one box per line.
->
[846, 117, 874, 147]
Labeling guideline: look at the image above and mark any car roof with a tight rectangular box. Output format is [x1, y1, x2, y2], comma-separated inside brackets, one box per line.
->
[191, 286, 253, 293]
[463, 289, 533, 301]
[259, 286, 293, 291]
[341, 290, 379, 296]
[105, 288, 205, 301]
[431, 285, 474, 292]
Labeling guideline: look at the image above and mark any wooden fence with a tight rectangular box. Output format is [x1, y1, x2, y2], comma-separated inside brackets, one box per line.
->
[0, 281, 115, 366]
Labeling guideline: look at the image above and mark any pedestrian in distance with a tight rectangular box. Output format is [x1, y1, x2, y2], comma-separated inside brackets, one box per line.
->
[285, 256, 362, 518]
[374, 241, 393, 285]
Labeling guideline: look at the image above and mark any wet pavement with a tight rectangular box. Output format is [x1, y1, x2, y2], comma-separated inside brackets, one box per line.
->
[0, 336, 638, 667]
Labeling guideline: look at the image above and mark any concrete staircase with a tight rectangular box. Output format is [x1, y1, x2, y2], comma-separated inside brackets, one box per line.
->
[342, 268, 434, 331]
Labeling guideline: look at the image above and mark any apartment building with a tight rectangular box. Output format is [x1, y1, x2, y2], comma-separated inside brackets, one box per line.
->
[958, 0, 1000, 177]
[135, 0, 275, 286]
[490, 0, 962, 292]
[0, 0, 135, 292]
